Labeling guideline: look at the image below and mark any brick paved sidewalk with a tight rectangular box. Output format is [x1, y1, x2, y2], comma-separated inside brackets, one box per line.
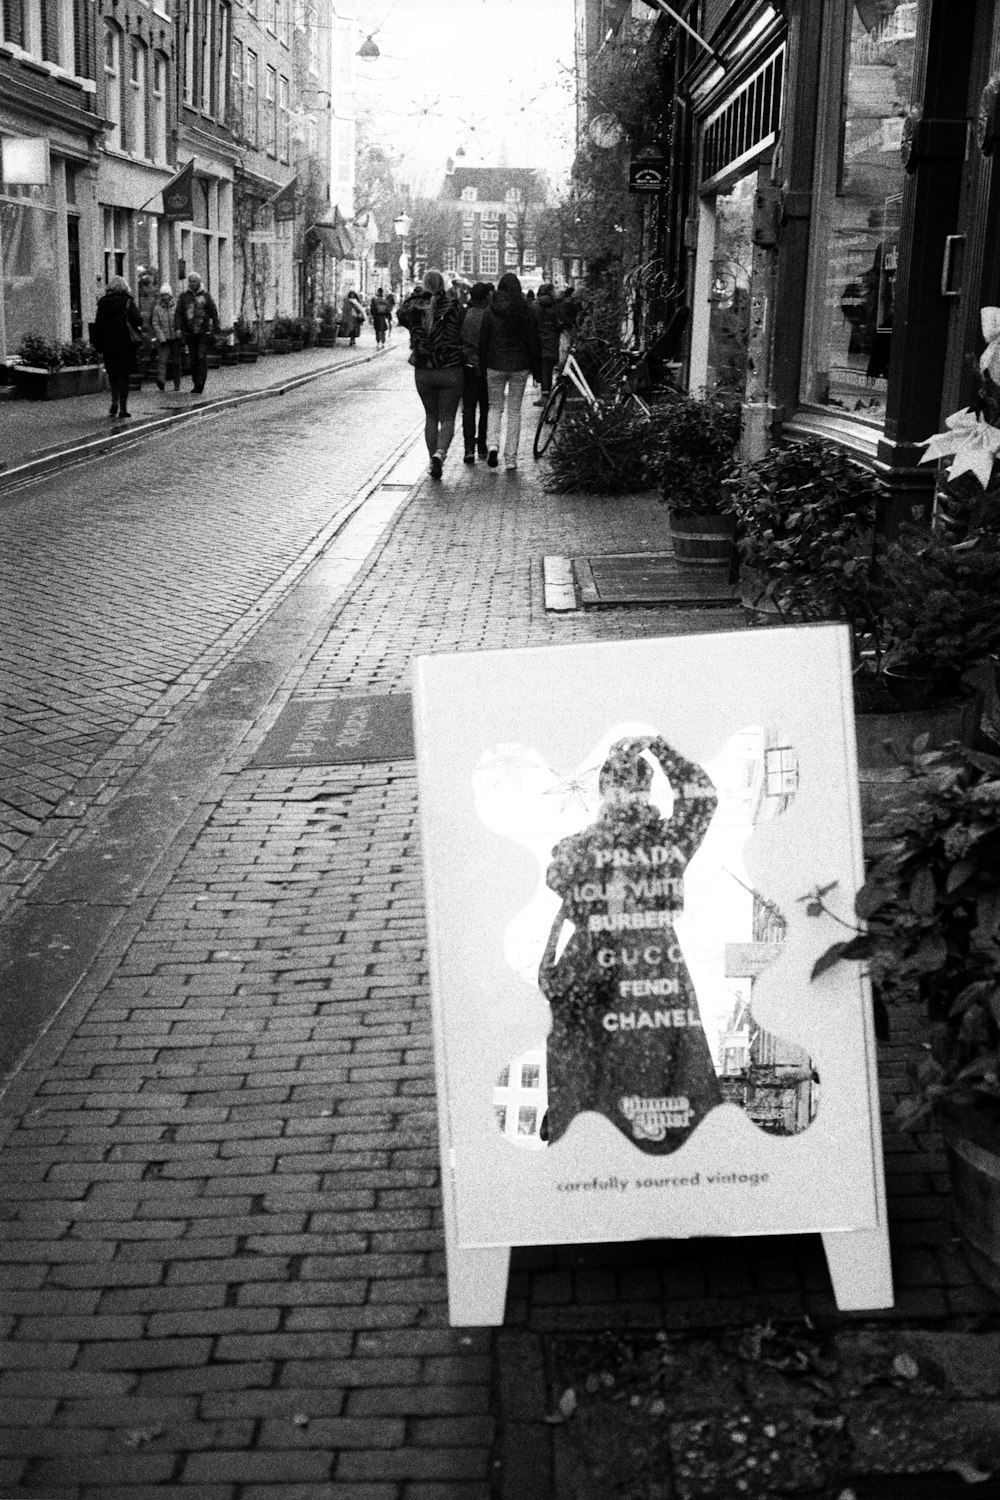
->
[0, 334, 386, 486]
[1, 396, 998, 1499]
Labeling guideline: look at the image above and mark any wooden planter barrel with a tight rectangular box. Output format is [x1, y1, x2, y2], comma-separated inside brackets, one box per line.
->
[941, 1109, 1000, 1297]
[668, 511, 736, 568]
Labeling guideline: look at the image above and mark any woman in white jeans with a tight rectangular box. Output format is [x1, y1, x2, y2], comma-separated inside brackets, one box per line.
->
[478, 273, 543, 471]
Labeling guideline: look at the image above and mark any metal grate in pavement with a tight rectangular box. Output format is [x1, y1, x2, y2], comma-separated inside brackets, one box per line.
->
[250, 693, 414, 767]
[574, 552, 739, 607]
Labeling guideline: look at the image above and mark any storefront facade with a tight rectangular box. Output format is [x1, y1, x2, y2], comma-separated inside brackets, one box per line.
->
[676, 0, 1000, 532]
[0, 12, 104, 358]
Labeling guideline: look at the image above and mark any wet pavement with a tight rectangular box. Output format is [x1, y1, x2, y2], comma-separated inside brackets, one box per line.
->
[0, 351, 998, 1497]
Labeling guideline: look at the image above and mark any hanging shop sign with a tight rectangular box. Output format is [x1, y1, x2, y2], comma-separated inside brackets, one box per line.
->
[628, 146, 667, 193]
[413, 624, 892, 1325]
[0, 135, 49, 186]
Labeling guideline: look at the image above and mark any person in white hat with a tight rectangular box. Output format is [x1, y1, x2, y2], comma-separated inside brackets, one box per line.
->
[151, 283, 181, 392]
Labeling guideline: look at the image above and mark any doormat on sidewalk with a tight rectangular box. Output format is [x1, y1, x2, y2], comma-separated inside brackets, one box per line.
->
[575, 553, 739, 606]
[250, 694, 414, 767]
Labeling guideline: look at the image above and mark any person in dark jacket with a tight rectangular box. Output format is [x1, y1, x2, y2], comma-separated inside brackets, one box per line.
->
[175, 272, 220, 395]
[478, 271, 542, 471]
[396, 268, 466, 480]
[369, 287, 389, 348]
[92, 275, 143, 420]
[532, 282, 561, 405]
[459, 282, 491, 463]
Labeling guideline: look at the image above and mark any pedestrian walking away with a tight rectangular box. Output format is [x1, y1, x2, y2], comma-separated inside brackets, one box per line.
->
[91, 274, 143, 420]
[479, 270, 542, 471]
[385, 289, 396, 340]
[533, 281, 561, 405]
[151, 282, 182, 392]
[342, 288, 366, 346]
[460, 281, 491, 463]
[175, 272, 220, 395]
[396, 268, 465, 480]
[369, 287, 390, 348]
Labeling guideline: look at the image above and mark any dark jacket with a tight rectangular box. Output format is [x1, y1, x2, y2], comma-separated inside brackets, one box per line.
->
[460, 302, 489, 373]
[479, 287, 542, 378]
[176, 286, 220, 338]
[533, 289, 560, 360]
[369, 295, 389, 329]
[92, 290, 143, 374]
[396, 289, 464, 370]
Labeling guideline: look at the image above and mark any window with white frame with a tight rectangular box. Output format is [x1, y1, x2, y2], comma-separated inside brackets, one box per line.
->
[230, 37, 242, 133]
[103, 23, 123, 150]
[40, 0, 74, 68]
[482, 208, 498, 225]
[216, 2, 229, 121]
[244, 48, 257, 145]
[1, 0, 26, 47]
[443, 246, 456, 273]
[480, 226, 497, 245]
[183, 0, 194, 105]
[130, 40, 148, 157]
[479, 246, 498, 276]
[278, 75, 289, 161]
[505, 246, 519, 266]
[265, 66, 277, 154]
[200, 0, 211, 112]
[461, 186, 477, 202]
[523, 243, 536, 266]
[262, 0, 274, 27]
[151, 51, 168, 161]
[461, 249, 473, 274]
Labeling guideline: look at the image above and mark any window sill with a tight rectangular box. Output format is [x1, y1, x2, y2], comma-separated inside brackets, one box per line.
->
[781, 405, 882, 464]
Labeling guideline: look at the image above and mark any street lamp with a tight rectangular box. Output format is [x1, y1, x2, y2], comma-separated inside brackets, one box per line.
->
[393, 212, 412, 290]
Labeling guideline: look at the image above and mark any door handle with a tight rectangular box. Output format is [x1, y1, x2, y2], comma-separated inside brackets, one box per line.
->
[941, 234, 965, 297]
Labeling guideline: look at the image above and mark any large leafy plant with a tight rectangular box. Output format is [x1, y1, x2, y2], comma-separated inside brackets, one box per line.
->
[658, 392, 741, 516]
[807, 741, 1000, 1133]
[720, 439, 879, 627]
[17, 333, 64, 370]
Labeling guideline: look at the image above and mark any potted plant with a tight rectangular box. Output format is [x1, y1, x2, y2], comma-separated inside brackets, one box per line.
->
[270, 316, 292, 354]
[658, 391, 742, 566]
[806, 739, 1000, 1294]
[720, 439, 879, 618]
[287, 316, 306, 352]
[234, 316, 259, 362]
[11, 332, 104, 399]
[317, 302, 338, 347]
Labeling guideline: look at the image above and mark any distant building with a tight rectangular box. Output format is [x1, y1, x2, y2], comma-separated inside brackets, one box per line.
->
[438, 165, 545, 283]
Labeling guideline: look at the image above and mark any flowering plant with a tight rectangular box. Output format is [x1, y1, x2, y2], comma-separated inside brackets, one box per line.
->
[918, 307, 1000, 491]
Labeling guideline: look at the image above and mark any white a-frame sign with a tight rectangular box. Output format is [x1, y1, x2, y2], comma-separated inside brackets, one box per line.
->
[413, 624, 893, 1325]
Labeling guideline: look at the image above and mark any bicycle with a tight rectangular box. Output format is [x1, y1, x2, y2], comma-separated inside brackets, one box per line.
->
[532, 306, 689, 461]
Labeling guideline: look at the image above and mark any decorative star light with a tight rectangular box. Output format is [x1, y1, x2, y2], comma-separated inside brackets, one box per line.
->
[980, 306, 1000, 383]
[477, 743, 544, 791]
[918, 407, 1000, 490]
[542, 766, 601, 814]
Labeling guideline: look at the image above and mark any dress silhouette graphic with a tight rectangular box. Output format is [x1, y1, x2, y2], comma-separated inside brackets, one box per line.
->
[538, 735, 721, 1152]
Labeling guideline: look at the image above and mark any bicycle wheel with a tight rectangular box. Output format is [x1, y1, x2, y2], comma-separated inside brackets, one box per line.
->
[533, 383, 567, 459]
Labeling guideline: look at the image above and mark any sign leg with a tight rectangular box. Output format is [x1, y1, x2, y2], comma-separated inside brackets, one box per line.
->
[445, 1241, 511, 1326]
[821, 1227, 894, 1310]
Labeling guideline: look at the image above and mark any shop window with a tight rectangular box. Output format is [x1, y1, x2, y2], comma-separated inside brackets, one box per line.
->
[707, 173, 755, 394]
[802, 0, 916, 426]
[2, 177, 58, 347]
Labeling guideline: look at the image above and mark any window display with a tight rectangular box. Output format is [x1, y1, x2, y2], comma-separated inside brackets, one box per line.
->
[803, 0, 916, 425]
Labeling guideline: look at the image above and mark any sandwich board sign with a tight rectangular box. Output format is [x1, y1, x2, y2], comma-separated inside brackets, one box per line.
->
[413, 624, 893, 1326]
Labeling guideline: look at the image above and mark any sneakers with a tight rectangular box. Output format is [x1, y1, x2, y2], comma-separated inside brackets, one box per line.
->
[486, 450, 499, 469]
[430, 453, 443, 480]
[109, 406, 118, 418]
[505, 459, 518, 471]
[477, 445, 488, 459]
[463, 451, 475, 465]
[532, 397, 545, 407]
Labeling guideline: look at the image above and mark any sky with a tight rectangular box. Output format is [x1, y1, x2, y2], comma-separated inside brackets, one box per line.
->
[353, 0, 578, 194]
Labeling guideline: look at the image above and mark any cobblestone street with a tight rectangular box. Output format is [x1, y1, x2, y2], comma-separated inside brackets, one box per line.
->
[1, 353, 999, 1498]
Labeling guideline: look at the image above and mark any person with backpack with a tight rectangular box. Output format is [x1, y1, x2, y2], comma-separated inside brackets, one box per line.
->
[396, 269, 465, 480]
[532, 282, 561, 406]
[175, 271, 220, 395]
[459, 282, 491, 463]
[369, 287, 390, 348]
[478, 271, 542, 471]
